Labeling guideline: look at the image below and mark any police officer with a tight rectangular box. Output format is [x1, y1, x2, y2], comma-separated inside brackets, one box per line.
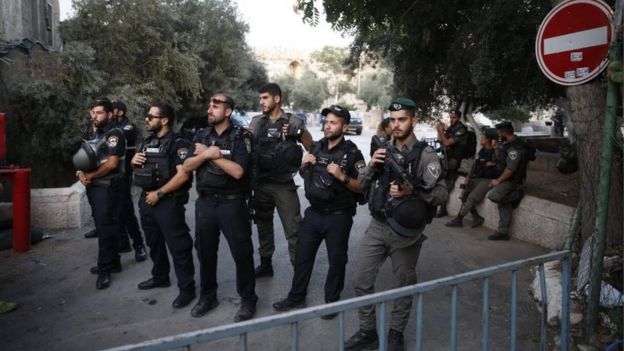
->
[345, 98, 442, 351]
[183, 94, 258, 322]
[486, 121, 529, 240]
[131, 102, 196, 309]
[446, 128, 501, 228]
[112, 100, 147, 261]
[272, 105, 365, 318]
[82, 107, 99, 239]
[248, 83, 313, 277]
[435, 109, 469, 217]
[75, 98, 126, 290]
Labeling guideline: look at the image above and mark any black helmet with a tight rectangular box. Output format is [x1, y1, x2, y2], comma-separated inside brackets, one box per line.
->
[274, 139, 303, 173]
[387, 198, 429, 237]
[72, 140, 107, 171]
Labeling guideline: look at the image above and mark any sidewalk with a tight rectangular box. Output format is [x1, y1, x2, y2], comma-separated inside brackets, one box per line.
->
[0, 182, 551, 350]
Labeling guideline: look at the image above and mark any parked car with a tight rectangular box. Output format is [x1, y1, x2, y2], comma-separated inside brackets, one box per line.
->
[231, 110, 251, 128]
[346, 112, 363, 135]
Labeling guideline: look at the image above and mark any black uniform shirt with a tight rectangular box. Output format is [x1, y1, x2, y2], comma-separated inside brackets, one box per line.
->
[189, 124, 252, 175]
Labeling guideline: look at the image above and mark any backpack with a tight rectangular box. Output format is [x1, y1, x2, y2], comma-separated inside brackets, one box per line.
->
[463, 128, 477, 159]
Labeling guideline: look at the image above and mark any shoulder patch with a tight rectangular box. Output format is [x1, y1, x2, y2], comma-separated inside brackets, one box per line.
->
[427, 162, 442, 178]
[177, 147, 189, 160]
[123, 124, 134, 131]
[509, 150, 519, 161]
[107, 135, 119, 147]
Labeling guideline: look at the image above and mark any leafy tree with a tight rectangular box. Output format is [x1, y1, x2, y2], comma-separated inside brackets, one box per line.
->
[358, 70, 392, 111]
[310, 46, 354, 100]
[274, 70, 327, 111]
[2, 42, 107, 187]
[61, 0, 266, 123]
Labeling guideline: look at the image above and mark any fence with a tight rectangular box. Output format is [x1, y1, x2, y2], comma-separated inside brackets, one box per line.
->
[106, 250, 570, 351]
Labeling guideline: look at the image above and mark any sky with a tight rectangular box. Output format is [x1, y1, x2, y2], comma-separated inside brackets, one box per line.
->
[58, 0, 352, 51]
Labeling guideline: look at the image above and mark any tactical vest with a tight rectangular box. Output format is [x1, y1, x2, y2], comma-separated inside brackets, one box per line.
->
[504, 138, 530, 184]
[133, 133, 180, 190]
[472, 148, 500, 179]
[368, 141, 428, 219]
[118, 116, 138, 174]
[196, 126, 249, 194]
[303, 140, 357, 212]
[445, 122, 468, 160]
[93, 125, 125, 182]
[255, 115, 303, 179]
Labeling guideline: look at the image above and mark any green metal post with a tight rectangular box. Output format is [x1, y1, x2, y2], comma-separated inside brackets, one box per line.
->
[584, 36, 623, 341]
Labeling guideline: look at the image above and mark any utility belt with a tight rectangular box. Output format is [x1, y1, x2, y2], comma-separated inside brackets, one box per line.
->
[198, 190, 247, 201]
[90, 176, 121, 187]
[310, 206, 354, 216]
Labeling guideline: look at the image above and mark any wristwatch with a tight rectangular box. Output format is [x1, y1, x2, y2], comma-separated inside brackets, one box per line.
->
[156, 190, 165, 199]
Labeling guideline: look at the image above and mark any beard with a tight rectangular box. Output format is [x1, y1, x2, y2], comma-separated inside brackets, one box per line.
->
[393, 126, 413, 141]
[324, 129, 343, 141]
[208, 114, 226, 126]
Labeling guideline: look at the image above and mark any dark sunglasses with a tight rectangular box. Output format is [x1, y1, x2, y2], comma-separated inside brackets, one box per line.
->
[211, 98, 232, 107]
[146, 114, 164, 121]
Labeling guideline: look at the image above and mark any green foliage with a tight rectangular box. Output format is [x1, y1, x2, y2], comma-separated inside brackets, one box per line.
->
[60, 0, 267, 123]
[488, 105, 532, 123]
[2, 0, 267, 187]
[274, 71, 327, 111]
[358, 70, 392, 111]
[2, 42, 107, 187]
[297, 0, 566, 119]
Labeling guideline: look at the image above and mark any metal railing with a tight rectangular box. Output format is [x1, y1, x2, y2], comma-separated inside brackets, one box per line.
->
[105, 250, 570, 351]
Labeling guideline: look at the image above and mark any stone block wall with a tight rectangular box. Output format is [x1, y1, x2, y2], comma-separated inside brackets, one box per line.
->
[447, 177, 574, 250]
[30, 181, 91, 229]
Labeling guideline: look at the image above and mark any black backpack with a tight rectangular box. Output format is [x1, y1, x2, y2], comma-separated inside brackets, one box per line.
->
[463, 128, 477, 158]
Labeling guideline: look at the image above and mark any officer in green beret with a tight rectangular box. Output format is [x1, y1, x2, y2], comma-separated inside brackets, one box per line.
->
[486, 121, 530, 240]
[345, 97, 443, 351]
[446, 128, 501, 228]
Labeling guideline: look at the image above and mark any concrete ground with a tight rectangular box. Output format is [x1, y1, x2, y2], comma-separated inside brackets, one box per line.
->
[0, 127, 553, 350]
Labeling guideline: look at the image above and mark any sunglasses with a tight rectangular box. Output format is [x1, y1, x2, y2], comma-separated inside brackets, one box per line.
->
[211, 97, 232, 107]
[146, 114, 164, 121]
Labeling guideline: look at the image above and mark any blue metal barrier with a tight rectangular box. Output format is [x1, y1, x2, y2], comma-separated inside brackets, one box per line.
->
[105, 251, 570, 351]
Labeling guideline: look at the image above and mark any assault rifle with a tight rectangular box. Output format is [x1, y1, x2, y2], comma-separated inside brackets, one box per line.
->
[371, 135, 420, 191]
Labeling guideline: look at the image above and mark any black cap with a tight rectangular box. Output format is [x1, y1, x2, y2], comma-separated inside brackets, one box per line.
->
[449, 109, 462, 117]
[321, 105, 351, 124]
[483, 128, 499, 140]
[113, 100, 127, 114]
[387, 198, 429, 237]
[495, 121, 514, 132]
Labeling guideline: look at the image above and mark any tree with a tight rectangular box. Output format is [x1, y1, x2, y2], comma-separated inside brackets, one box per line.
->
[357, 70, 392, 111]
[274, 70, 328, 111]
[61, 0, 266, 122]
[310, 46, 354, 100]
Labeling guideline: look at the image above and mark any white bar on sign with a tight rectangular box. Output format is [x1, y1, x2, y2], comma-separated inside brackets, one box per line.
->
[543, 26, 608, 55]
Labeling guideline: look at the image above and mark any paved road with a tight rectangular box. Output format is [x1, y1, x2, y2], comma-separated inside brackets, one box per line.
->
[0, 126, 550, 350]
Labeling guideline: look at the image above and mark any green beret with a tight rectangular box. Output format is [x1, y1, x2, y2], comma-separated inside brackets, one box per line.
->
[495, 121, 514, 131]
[483, 128, 499, 140]
[389, 97, 416, 111]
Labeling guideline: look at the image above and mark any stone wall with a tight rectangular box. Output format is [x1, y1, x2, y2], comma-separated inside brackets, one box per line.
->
[30, 181, 91, 229]
[447, 176, 575, 250]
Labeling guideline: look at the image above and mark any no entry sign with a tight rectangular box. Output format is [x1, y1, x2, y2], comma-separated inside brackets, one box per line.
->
[535, 0, 614, 86]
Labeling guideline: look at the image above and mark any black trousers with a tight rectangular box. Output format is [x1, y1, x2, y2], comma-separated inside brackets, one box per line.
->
[139, 192, 195, 292]
[288, 207, 353, 303]
[118, 175, 144, 247]
[195, 196, 257, 304]
[87, 182, 121, 272]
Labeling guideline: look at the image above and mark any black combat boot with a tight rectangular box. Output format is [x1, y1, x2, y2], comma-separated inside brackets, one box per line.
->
[254, 257, 274, 278]
[445, 216, 463, 227]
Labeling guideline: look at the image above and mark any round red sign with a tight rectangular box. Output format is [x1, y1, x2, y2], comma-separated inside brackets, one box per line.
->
[535, 0, 614, 86]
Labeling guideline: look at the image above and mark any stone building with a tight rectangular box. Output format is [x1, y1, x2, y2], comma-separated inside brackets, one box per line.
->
[1, 0, 61, 49]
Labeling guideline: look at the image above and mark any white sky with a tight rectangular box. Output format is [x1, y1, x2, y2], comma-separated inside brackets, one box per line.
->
[58, 0, 352, 51]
